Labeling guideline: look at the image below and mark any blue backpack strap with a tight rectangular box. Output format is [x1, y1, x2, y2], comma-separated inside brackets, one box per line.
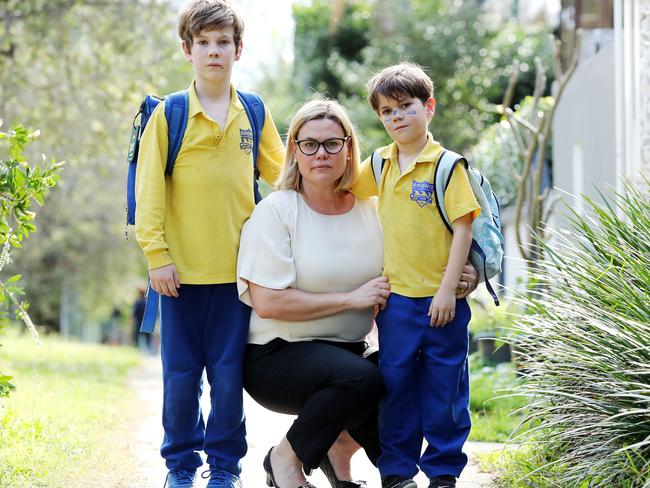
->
[139, 91, 188, 333]
[236, 90, 265, 203]
[164, 90, 189, 175]
[139, 284, 159, 333]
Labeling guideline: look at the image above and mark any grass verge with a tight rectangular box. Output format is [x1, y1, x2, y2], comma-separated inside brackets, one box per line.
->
[0, 329, 141, 487]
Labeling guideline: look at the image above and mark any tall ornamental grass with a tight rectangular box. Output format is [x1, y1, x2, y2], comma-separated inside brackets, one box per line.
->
[508, 180, 650, 487]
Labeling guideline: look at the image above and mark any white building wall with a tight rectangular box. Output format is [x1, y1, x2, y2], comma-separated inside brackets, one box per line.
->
[616, 0, 650, 190]
[553, 40, 617, 201]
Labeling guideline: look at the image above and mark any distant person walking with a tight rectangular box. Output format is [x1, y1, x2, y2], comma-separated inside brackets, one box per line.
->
[131, 287, 149, 350]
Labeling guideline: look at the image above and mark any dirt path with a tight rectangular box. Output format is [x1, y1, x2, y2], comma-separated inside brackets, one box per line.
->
[129, 356, 504, 487]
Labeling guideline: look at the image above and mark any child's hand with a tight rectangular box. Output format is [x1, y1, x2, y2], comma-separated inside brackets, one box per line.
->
[428, 288, 456, 327]
[149, 263, 180, 298]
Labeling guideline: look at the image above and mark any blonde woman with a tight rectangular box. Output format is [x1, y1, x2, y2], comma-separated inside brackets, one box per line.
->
[237, 99, 387, 488]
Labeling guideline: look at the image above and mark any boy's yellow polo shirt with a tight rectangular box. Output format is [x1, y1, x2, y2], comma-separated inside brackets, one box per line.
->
[354, 134, 480, 297]
[135, 81, 284, 284]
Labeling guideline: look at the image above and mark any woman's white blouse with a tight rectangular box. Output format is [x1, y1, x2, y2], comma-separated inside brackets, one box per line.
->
[237, 190, 384, 345]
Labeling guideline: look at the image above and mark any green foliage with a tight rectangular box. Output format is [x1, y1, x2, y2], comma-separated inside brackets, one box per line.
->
[469, 121, 521, 208]
[0, 124, 62, 245]
[287, 0, 555, 157]
[0, 331, 140, 487]
[293, 0, 374, 98]
[0, 122, 63, 398]
[470, 300, 519, 336]
[481, 446, 560, 488]
[468, 353, 527, 442]
[470, 96, 554, 208]
[504, 181, 650, 486]
[1, 1, 187, 332]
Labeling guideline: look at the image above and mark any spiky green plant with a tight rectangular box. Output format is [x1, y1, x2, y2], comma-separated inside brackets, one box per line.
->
[507, 180, 650, 487]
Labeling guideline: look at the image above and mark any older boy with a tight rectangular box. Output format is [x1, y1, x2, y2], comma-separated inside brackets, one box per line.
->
[135, 1, 283, 486]
[354, 63, 480, 488]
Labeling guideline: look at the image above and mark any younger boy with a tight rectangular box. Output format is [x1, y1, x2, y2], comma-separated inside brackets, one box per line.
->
[135, 1, 283, 487]
[354, 63, 480, 488]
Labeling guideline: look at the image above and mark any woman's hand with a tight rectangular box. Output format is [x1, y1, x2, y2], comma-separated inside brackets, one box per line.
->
[348, 277, 390, 310]
[443, 263, 479, 299]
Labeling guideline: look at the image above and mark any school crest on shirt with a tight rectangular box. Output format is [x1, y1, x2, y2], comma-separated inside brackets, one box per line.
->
[410, 179, 434, 208]
[240, 128, 254, 154]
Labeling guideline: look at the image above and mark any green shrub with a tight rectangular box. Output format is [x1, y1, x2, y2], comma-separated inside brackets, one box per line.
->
[470, 301, 518, 336]
[468, 354, 527, 442]
[0, 122, 62, 399]
[505, 180, 650, 487]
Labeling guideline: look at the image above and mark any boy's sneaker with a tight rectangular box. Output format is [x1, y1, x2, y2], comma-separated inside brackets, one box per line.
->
[201, 467, 243, 488]
[164, 469, 195, 488]
[381, 475, 417, 488]
[428, 475, 457, 488]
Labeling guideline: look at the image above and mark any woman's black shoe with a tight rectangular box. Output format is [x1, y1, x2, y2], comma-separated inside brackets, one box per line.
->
[319, 455, 367, 488]
[263, 447, 318, 488]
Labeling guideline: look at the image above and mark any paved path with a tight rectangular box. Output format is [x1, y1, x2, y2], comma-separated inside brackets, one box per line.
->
[129, 356, 503, 488]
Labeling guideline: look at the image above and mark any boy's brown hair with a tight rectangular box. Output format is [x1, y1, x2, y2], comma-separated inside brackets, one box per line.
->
[367, 62, 434, 113]
[178, 0, 244, 51]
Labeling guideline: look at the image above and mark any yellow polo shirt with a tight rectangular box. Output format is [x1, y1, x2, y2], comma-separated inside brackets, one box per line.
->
[135, 81, 284, 284]
[354, 134, 480, 297]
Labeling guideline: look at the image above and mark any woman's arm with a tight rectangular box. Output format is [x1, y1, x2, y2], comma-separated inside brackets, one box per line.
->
[249, 276, 390, 321]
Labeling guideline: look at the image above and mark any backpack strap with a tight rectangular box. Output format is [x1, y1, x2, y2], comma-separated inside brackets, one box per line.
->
[370, 150, 385, 188]
[164, 90, 189, 176]
[138, 91, 188, 334]
[433, 149, 466, 234]
[139, 284, 159, 333]
[236, 90, 266, 203]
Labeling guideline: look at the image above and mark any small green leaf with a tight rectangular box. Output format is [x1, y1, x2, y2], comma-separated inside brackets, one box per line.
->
[6, 274, 22, 284]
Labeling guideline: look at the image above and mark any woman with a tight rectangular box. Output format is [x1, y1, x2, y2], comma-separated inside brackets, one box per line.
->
[237, 100, 477, 488]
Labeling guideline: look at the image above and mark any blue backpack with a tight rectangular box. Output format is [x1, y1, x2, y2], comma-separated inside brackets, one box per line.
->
[126, 89, 267, 331]
[371, 149, 504, 305]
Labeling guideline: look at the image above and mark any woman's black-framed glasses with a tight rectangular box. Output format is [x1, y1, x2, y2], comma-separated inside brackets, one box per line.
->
[294, 136, 350, 156]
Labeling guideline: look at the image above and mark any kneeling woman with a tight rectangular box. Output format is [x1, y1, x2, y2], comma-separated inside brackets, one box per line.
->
[237, 99, 388, 488]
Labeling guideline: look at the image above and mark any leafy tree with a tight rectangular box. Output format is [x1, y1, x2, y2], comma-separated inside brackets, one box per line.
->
[470, 96, 554, 209]
[292, 0, 374, 99]
[0, 121, 63, 398]
[288, 0, 554, 157]
[0, 1, 188, 335]
[363, 1, 554, 152]
[498, 40, 578, 271]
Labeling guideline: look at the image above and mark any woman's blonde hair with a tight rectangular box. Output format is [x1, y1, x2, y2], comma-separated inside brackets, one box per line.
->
[277, 99, 360, 193]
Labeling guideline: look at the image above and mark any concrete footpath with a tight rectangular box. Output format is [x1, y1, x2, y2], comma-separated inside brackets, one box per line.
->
[129, 356, 503, 488]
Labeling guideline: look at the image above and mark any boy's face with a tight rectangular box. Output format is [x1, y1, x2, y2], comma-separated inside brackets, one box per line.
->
[182, 26, 242, 84]
[376, 94, 436, 146]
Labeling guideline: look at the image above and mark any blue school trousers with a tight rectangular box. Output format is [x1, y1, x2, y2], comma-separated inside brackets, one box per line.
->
[376, 294, 471, 479]
[159, 283, 250, 474]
